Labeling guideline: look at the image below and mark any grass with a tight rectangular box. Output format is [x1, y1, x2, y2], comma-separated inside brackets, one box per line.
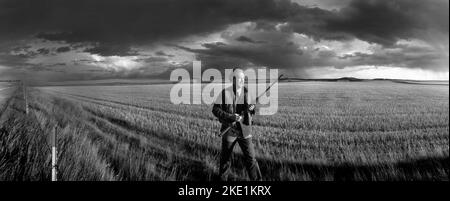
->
[0, 81, 448, 181]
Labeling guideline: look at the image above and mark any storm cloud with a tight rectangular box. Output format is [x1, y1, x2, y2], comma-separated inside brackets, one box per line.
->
[287, 0, 449, 46]
[4, 0, 446, 51]
[0, 0, 448, 81]
[2, 0, 298, 50]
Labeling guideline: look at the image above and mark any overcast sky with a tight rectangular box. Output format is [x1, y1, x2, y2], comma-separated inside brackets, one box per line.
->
[0, 0, 448, 82]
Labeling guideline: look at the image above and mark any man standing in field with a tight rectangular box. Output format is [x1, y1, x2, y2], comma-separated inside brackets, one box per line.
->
[212, 68, 262, 181]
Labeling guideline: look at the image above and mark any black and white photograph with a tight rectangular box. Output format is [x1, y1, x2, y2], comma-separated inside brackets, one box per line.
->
[0, 0, 448, 192]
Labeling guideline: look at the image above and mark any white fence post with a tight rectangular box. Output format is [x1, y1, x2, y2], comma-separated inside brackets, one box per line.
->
[52, 126, 58, 181]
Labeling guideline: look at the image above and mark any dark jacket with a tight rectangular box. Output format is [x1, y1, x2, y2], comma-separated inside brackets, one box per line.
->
[212, 86, 256, 138]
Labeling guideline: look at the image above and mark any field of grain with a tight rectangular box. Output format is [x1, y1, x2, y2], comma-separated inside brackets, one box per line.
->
[0, 83, 13, 110]
[0, 81, 448, 181]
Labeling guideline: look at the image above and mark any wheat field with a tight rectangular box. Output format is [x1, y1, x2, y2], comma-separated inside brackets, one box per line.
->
[0, 81, 448, 180]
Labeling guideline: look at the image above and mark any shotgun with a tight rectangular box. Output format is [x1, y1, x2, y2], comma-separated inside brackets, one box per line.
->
[218, 74, 284, 137]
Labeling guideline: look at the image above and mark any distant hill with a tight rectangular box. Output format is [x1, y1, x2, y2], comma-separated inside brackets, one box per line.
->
[284, 77, 364, 82]
[282, 77, 448, 85]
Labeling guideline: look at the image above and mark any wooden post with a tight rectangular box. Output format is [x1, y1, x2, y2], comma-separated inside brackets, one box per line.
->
[51, 126, 58, 181]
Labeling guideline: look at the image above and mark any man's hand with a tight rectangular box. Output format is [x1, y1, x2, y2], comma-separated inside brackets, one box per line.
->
[249, 104, 255, 112]
[234, 114, 243, 122]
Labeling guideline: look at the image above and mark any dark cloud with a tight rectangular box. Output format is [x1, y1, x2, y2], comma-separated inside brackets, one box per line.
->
[235, 36, 266, 44]
[195, 54, 254, 70]
[172, 0, 448, 75]
[337, 45, 449, 71]
[1, 0, 448, 80]
[2, 0, 299, 56]
[28, 63, 66, 72]
[1, 0, 448, 49]
[10, 45, 32, 52]
[83, 43, 139, 56]
[176, 31, 306, 71]
[176, 28, 448, 76]
[138, 56, 168, 63]
[155, 51, 174, 57]
[35, 32, 86, 44]
[2, 0, 448, 54]
[0, 53, 30, 67]
[286, 0, 449, 46]
[290, 0, 352, 10]
[83, 61, 191, 81]
[36, 48, 50, 55]
[56, 46, 71, 53]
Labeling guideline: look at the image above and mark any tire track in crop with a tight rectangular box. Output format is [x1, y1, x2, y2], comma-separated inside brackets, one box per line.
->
[44, 89, 213, 121]
[83, 106, 221, 181]
[0, 92, 14, 121]
[83, 103, 211, 151]
[31, 90, 161, 180]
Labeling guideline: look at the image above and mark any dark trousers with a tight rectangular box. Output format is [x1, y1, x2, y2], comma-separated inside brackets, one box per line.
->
[219, 134, 262, 181]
